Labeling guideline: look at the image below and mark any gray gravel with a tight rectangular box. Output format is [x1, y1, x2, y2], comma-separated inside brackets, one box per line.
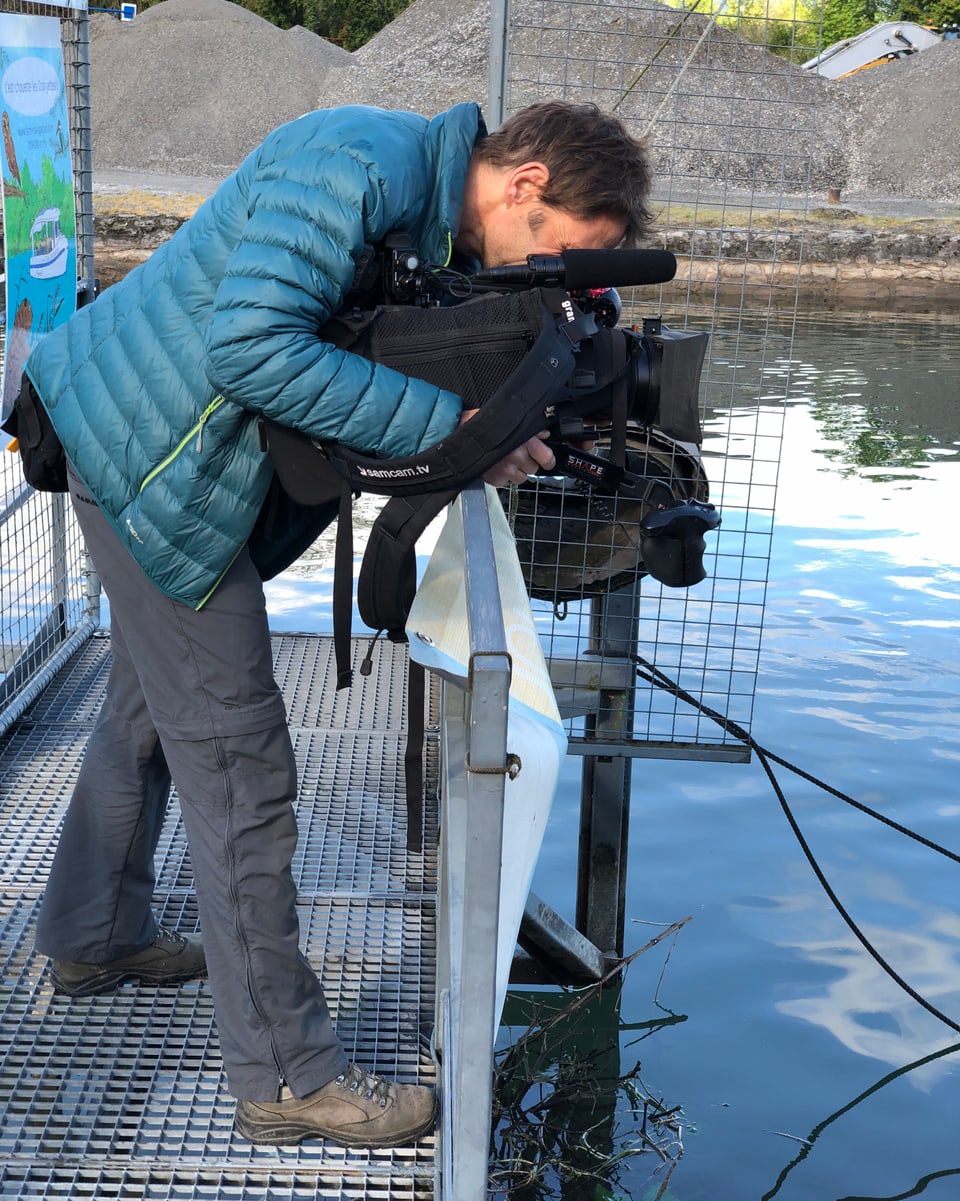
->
[89, 0, 350, 178]
[836, 41, 960, 202]
[88, 0, 960, 206]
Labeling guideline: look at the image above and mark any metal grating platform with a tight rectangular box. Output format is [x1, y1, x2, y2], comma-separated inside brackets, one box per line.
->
[0, 632, 439, 1200]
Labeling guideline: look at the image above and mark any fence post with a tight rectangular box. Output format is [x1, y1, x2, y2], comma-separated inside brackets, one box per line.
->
[433, 483, 511, 1200]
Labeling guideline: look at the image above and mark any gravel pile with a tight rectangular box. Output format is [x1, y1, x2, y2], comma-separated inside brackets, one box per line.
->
[88, 0, 960, 203]
[332, 0, 847, 193]
[834, 41, 960, 201]
[89, 0, 350, 178]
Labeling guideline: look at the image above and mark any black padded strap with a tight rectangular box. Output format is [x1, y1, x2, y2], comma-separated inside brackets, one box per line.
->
[356, 489, 458, 639]
[321, 308, 580, 497]
[332, 484, 356, 689]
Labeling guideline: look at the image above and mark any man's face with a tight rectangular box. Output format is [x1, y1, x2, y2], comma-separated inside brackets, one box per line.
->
[458, 158, 627, 267]
[482, 205, 626, 268]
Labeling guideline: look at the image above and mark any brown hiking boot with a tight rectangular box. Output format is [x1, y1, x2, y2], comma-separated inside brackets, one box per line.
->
[49, 926, 206, 996]
[234, 1062, 437, 1148]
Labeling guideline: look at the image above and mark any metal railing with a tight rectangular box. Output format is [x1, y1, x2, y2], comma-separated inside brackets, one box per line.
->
[432, 482, 512, 1201]
[0, 480, 98, 737]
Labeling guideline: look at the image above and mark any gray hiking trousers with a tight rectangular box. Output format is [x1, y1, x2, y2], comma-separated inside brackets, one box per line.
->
[34, 468, 349, 1100]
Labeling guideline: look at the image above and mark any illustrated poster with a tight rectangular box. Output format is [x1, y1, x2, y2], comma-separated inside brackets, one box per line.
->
[0, 14, 77, 422]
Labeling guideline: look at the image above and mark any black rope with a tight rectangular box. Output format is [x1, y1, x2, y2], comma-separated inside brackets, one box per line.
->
[629, 651, 960, 1037]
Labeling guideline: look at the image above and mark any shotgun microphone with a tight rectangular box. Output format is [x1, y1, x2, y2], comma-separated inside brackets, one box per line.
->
[471, 248, 677, 290]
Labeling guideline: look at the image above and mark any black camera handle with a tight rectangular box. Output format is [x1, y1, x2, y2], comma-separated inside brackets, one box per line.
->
[543, 440, 629, 490]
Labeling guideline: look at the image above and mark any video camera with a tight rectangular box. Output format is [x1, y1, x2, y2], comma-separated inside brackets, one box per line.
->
[261, 236, 723, 693]
[270, 235, 722, 593]
[375, 234, 709, 460]
[361, 235, 720, 587]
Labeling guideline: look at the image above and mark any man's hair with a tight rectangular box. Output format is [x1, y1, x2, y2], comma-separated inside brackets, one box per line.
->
[475, 101, 655, 246]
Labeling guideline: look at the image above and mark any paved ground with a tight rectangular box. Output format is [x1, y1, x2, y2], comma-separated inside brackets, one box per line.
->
[93, 169, 223, 199]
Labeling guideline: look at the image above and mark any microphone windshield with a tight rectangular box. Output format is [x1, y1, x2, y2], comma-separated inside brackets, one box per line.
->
[470, 249, 677, 289]
[560, 249, 677, 289]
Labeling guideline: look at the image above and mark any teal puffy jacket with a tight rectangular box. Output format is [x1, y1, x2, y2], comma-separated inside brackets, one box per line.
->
[25, 103, 483, 607]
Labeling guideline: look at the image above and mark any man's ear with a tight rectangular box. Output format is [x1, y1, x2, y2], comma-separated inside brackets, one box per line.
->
[504, 160, 550, 205]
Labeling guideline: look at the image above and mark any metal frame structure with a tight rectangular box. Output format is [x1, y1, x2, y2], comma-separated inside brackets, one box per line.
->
[434, 483, 511, 1201]
[0, 0, 819, 1196]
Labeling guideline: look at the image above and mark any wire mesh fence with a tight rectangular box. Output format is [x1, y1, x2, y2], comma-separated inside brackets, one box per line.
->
[500, 0, 821, 758]
[0, 2, 98, 736]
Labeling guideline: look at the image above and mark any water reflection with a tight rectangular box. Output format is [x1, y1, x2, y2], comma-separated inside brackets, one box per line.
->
[621, 311, 960, 1199]
[493, 984, 686, 1201]
[700, 312, 958, 510]
[732, 882, 960, 1086]
[759, 1042, 960, 1201]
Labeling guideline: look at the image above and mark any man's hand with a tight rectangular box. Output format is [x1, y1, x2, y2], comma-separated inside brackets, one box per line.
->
[459, 408, 556, 487]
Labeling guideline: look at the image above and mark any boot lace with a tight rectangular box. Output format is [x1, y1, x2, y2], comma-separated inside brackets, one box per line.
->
[336, 1063, 392, 1108]
[155, 924, 187, 950]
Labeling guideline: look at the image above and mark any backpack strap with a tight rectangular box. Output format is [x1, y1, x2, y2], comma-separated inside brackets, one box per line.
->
[331, 483, 357, 689]
[356, 489, 459, 852]
[356, 489, 458, 640]
[403, 657, 427, 852]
